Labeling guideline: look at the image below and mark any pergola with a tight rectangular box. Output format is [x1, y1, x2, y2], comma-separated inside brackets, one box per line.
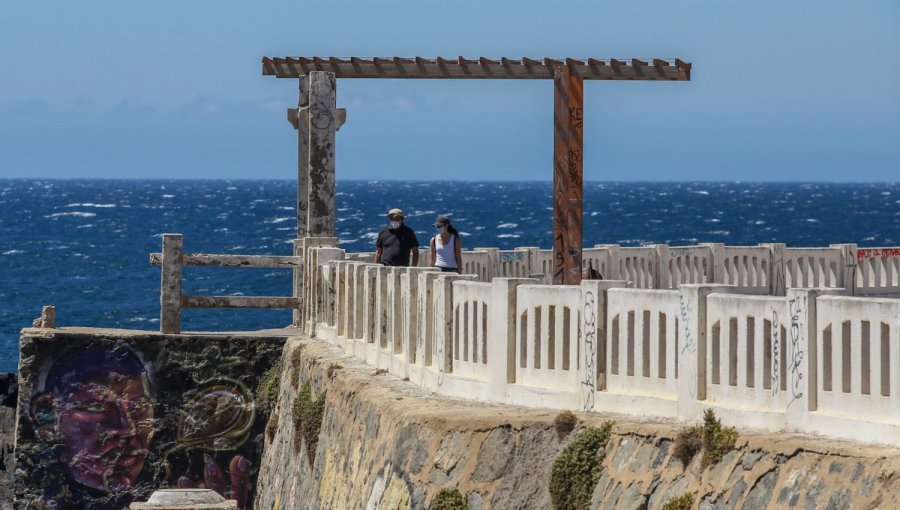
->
[262, 56, 692, 284]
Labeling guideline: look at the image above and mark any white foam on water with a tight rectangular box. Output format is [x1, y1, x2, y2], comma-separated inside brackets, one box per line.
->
[2, 250, 23, 255]
[44, 212, 97, 218]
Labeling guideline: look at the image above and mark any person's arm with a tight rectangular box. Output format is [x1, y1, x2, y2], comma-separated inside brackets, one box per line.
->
[455, 234, 463, 273]
[411, 247, 419, 267]
[374, 231, 383, 264]
[429, 237, 437, 267]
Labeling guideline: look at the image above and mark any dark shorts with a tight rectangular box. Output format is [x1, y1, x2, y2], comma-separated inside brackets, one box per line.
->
[438, 266, 458, 273]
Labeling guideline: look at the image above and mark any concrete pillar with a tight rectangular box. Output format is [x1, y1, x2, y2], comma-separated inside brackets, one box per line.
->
[308, 247, 342, 337]
[306, 71, 337, 238]
[432, 274, 477, 385]
[701, 243, 725, 285]
[579, 280, 630, 411]
[762, 243, 786, 296]
[416, 271, 443, 366]
[292, 239, 303, 326]
[160, 233, 183, 334]
[831, 243, 858, 295]
[288, 77, 311, 239]
[401, 268, 439, 363]
[653, 244, 670, 289]
[784, 288, 847, 432]
[301, 237, 338, 334]
[362, 265, 381, 344]
[487, 278, 538, 400]
[676, 284, 735, 421]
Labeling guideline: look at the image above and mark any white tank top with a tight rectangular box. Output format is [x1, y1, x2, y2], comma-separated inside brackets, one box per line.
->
[434, 234, 458, 268]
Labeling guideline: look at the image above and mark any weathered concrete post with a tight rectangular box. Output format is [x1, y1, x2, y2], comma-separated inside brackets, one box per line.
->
[831, 243, 858, 295]
[552, 65, 584, 285]
[292, 238, 303, 327]
[415, 271, 443, 367]
[784, 288, 847, 432]
[433, 274, 476, 385]
[676, 284, 735, 421]
[287, 77, 311, 239]
[160, 234, 183, 334]
[579, 280, 630, 411]
[762, 242, 786, 296]
[487, 278, 537, 400]
[306, 71, 337, 238]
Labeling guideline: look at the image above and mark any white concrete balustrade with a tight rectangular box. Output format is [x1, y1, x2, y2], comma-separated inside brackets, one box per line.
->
[306, 241, 900, 446]
[347, 242, 900, 296]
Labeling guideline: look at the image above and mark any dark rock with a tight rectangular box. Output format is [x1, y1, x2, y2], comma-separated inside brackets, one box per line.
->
[602, 482, 624, 510]
[858, 475, 876, 497]
[0, 373, 16, 408]
[652, 440, 671, 470]
[391, 423, 419, 469]
[741, 470, 778, 510]
[828, 461, 843, 474]
[728, 478, 746, 507]
[850, 463, 864, 482]
[590, 470, 614, 508]
[741, 451, 764, 470]
[472, 426, 514, 482]
[619, 482, 646, 510]
[825, 489, 850, 510]
[611, 438, 639, 472]
[409, 439, 429, 475]
[805, 479, 826, 510]
[700, 495, 726, 510]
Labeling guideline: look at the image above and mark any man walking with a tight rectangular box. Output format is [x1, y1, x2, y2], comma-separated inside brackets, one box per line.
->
[375, 208, 420, 266]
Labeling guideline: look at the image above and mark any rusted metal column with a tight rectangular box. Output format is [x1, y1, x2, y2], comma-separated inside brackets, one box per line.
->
[552, 65, 584, 285]
[306, 71, 337, 237]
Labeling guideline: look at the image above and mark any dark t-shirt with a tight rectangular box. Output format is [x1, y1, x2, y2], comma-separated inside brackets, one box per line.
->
[376, 224, 419, 266]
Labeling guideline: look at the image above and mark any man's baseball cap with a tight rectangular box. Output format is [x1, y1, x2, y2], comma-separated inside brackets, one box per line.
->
[385, 208, 406, 219]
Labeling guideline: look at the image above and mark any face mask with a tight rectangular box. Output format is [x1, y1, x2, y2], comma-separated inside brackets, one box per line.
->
[389, 221, 401, 230]
[436, 226, 447, 234]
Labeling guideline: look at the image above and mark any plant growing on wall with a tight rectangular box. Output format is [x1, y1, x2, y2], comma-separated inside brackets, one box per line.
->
[292, 380, 327, 466]
[662, 492, 694, 510]
[700, 409, 737, 469]
[430, 488, 466, 510]
[549, 421, 614, 510]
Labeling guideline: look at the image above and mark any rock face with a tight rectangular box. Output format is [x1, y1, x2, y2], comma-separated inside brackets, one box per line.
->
[0, 372, 18, 510]
[256, 338, 900, 510]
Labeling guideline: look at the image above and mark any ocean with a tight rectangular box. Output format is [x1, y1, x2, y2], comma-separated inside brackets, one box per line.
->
[1, 179, 898, 373]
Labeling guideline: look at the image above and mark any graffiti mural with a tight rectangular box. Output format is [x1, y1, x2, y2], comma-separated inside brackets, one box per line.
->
[15, 332, 284, 510]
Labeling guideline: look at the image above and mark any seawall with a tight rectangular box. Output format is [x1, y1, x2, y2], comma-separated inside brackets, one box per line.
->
[257, 337, 900, 509]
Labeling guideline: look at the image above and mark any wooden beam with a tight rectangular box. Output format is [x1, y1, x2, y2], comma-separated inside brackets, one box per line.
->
[150, 253, 302, 268]
[262, 56, 692, 81]
[160, 234, 183, 334]
[552, 66, 584, 285]
[181, 295, 301, 309]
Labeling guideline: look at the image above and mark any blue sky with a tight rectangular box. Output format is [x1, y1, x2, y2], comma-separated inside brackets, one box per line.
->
[0, 1, 897, 181]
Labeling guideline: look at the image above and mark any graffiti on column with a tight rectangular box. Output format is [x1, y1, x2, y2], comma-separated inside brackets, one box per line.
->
[580, 290, 597, 411]
[771, 309, 781, 395]
[787, 296, 805, 407]
[678, 291, 698, 399]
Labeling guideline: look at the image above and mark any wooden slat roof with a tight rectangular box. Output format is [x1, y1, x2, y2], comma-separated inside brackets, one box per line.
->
[262, 56, 691, 81]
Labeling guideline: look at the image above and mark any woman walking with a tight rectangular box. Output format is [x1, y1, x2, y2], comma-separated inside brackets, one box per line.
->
[429, 215, 463, 273]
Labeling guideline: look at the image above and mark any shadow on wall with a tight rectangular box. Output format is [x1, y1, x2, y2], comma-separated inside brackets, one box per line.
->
[14, 333, 284, 510]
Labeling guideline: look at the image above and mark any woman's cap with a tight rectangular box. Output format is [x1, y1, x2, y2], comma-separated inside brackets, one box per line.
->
[386, 208, 406, 219]
[432, 215, 450, 227]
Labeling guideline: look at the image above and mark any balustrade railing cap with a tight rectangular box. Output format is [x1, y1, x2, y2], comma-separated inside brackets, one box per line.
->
[130, 489, 237, 509]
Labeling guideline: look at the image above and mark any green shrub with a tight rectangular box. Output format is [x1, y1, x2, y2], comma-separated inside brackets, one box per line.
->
[430, 488, 466, 510]
[291, 381, 327, 465]
[700, 409, 737, 469]
[673, 425, 703, 469]
[662, 492, 694, 510]
[290, 344, 305, 386]
[554, 411, 578, 440]
[256, 359, 283, 411]
[549, 421, 614, 510]
[327, 362, 343, 379]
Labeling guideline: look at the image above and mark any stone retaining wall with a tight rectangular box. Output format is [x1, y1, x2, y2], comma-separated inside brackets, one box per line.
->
[256, 337, 900, 509]
[0, 372, 17, 510]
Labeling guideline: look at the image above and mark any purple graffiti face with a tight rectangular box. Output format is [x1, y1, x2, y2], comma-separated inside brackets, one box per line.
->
[30, 346, 155, 493]
[56, 371, 154, 491]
